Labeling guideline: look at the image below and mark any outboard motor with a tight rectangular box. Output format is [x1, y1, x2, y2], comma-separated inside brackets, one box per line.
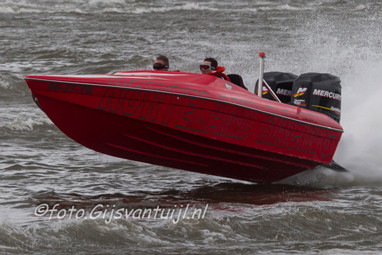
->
[255, 72, 297, 103]
[290, 73, 341, 123]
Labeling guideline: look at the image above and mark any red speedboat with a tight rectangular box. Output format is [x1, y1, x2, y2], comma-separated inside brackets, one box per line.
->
[25, 67, 344, 183]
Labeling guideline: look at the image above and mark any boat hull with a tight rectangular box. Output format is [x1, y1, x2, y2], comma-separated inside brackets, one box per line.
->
[25, 71, 343, 183]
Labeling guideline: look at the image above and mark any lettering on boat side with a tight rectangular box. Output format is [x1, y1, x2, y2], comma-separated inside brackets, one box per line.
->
[47, 82, 93, 94]
[97, 78, 339, 157]
[98, 78, 252, 140]
[254, 115, 336, 157]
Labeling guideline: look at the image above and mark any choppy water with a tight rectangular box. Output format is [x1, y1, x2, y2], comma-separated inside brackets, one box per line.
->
[1, 0, 382, 254]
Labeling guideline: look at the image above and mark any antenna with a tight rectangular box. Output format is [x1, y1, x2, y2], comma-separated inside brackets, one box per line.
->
[257, 52, 281, 103]
[257, 52, 265, 97]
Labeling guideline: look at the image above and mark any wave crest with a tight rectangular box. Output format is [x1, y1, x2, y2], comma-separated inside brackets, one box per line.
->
[1, 116, 53, 131]
[0, 1, 219, 14]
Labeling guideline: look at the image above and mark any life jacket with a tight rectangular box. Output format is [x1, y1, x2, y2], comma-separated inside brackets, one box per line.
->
[209, 66, 231, 82]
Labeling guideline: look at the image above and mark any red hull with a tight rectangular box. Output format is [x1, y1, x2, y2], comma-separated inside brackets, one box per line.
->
[25, 71, 343, 183]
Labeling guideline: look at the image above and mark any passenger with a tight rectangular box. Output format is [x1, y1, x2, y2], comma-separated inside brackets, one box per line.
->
[200, 57, 230, 81]
[153, 55, 169, 71]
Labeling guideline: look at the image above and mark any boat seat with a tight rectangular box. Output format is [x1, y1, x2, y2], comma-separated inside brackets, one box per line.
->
[227, 74, 247, 90]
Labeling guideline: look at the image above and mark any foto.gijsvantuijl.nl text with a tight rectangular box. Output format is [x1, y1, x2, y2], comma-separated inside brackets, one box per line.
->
[35, 203, 209, 224]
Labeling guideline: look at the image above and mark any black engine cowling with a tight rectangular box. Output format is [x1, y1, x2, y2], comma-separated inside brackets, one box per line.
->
[255, 72, 342, 123]
[290, 73, 341, 123]
[255, 72, 297, 103]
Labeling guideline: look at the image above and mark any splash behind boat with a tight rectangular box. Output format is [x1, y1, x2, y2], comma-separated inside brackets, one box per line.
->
[25, 55, 344, 183]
